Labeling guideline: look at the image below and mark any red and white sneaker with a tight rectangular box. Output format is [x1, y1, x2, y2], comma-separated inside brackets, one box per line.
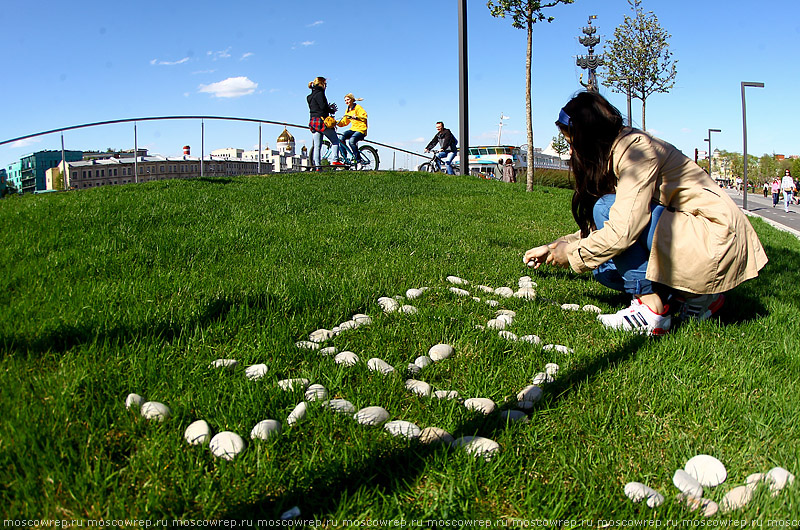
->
[597, 298, 671, 336]
[679, 293, 725, 321]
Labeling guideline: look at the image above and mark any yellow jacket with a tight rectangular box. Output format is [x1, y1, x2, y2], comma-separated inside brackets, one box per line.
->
[563, 128, 767, 294]
[338, 104, 368, 135]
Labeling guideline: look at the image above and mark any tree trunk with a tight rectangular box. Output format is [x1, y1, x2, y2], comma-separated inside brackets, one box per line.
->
[641, 97, 647, 132]
[525, 11, 534, 192]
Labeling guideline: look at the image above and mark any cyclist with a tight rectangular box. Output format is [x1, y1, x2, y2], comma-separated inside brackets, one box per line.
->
[424, 122, 458, 175]
[307, 77, 341, 170]
[338, 93, 368, 165]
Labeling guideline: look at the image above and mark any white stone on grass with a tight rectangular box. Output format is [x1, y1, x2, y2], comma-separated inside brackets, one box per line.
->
[452, 436, 501, 461]
[319, 346, 338, 356]
[295, 340, 320, 350]
[277, 378, 310, 391]
[250, 419, 282, 441]
[429, 344, 455, 362]
[685, 455, 727, 487]
[140, 401, 170, 422]
[309, 329, 334, 343]
[419, 427, 455, 445]
[544, 363, 560, 377]
[337, 320, 359, 331]
[624, 482, 664, 507]
[499, 410, 529, 423]
[407, 363, 421, 376]
[514, 288, 536, 300]
[561, 303, 580, 311]
[354, 406, 390, 426]
[494, 287, 514, 298]
[447, 275, 468, 285]
[334, 351, 360, 366]
[497, 309, 516, 317]
[405, 379, 432, 397]
[244, 364, 268, 380]
[125, 393, 143, 409]
[414, 355, 433, 369]
[496, 313, 514, 325]
[352, 314, 372, 325]
[323, 399, 356, 414]
[184, 420, 212, 445]
[367, 358, 395, 375]
[486, 319, 506, 330]
[516, 385, 543, 403]
[766, 466, 795, 495]
[519, 335, 541, 345]
[304, 384, 328, 401]
[477, 285, 495, 293]
[518, 276, 537, 288]
[286, 402, 307, 426]
[472, 297, 481, 302]
[485, 300, 499, 307]
[209, 431, 245, 461]
[280, 507, 302, 521]
[676, 494, 719, 517]
[378, 297, 399, 313]
[517, 401, 537, 410]
[399, 305, 418, 314]
[464, 397, 496, 415]
[745, 472, 766, 489]
[582, 304, 602, 314]
[433, 390, 460, 400]
[384, 420, 421, 439]
[542, 344, 574, 354]
[449, 287, 470, 297]
[532, 372, 554, 385]
[406, 288, 424, 299]
[720, 486, 752, 513]
[210, 358, 238, 370]
[498, 331, 518, 341]
[673, 469, 704, 498]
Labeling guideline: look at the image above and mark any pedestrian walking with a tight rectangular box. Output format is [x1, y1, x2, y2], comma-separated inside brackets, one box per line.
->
[771, 177, 781, 208]
[781, 170, 795, 213]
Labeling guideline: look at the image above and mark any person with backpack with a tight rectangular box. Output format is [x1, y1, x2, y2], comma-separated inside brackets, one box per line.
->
[424, 122, 458, 175]
[781, 169, 795, 212]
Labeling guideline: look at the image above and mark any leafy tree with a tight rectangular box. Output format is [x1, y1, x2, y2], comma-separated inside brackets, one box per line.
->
[601, 0, 677, 131]
[488, 0, 574, 191]
[551, 131, 570, 177]
[759, 154, 778, 181]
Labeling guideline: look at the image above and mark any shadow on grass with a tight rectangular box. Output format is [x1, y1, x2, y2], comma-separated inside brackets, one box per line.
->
[220, 336, 648, 520]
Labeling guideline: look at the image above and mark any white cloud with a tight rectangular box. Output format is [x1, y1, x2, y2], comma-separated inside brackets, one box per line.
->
[307, 20, 324, 27]
[240, 52, 254, 60]
[10, 137, 41, 149]
[198, 76, 258, 98]
[151, 57, 190, 66]
[301, 41, 314, 46]
[208, 47, 232, 60]
[192, 69, 217, 75]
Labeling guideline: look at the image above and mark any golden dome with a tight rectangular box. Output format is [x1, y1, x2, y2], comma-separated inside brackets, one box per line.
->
[277, 128, 294, 143]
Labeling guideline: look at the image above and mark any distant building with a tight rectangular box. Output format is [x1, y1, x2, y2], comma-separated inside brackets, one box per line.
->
[14, 150, 83, 193]
[82, 149, 148, 161]
[5, 161, 22, 192]
[212, 127, 310, 173]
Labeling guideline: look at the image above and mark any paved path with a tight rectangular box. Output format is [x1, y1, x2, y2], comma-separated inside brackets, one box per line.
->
[723, 188, 800, 239]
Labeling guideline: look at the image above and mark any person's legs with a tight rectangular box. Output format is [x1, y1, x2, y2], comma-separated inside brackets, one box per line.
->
[773, 192, 779, 207]
[785, 191, 792, 212]
[311, 131, 323, 169]
[346, 131, 365, 163]
[322, 127, 340, 162]
[443, 151, 456, 174]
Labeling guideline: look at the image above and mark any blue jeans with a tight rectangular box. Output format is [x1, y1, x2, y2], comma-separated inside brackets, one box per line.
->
[437, 151, 457, 175]
[591, 194, 665, 295]
[312, 128, 339, 167]
[341, 130, 365, 162]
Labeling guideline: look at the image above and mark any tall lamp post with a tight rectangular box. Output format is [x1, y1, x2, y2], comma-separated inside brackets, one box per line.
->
[705, 128, 721, 180]
[741, 81, 764, 210]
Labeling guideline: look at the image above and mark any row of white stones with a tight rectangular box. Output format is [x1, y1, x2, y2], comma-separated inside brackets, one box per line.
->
[625, 454, 796, 516]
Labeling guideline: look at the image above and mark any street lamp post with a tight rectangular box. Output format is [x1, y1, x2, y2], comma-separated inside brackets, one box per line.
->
[705, 128, 721, 180]
[741, 81, 764, 210]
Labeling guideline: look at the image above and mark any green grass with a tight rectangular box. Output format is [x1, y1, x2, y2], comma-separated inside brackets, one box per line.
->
[1, 171, 798, 522]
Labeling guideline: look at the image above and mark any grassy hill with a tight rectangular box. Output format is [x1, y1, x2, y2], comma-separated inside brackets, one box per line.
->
[1, 171, 797, 522]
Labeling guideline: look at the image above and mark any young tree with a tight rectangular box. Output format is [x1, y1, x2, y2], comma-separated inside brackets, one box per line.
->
[487, 0, 574, 191]
[551, 131, 570, 177]
[601, 0, 677, 131]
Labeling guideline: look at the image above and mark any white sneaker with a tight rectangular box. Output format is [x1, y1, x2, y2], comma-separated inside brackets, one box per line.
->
[679, 293, 725, 321]
[597, 298, 671, 336]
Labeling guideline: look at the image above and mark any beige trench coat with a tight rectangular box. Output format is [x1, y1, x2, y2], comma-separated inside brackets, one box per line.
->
[563, 128, 768, 294]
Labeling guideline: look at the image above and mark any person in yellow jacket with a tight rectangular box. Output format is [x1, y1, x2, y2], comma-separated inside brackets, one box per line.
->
[338, 93, 368, 164]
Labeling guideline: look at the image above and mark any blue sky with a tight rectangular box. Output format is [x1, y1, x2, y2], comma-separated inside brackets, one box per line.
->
[2, 0, 797, 170]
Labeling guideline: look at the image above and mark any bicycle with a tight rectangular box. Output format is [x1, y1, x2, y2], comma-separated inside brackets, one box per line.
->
[311, 133, 380, 171]
[418, 149, 460, 175]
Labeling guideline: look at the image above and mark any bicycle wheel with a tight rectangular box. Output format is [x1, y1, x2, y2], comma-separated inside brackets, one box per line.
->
[418, 163, 435, 173]
[357, 145, 379, 171]
[320, 139, 332, 162]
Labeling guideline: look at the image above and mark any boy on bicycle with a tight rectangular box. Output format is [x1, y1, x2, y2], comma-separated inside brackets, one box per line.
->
[424, 122, 458, 175]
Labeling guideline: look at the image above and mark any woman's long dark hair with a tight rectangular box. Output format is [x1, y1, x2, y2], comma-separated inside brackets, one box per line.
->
[558, 92, 624, 237]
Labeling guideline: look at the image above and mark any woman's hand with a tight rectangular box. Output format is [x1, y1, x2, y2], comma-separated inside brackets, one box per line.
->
[547, 240, 571, 269]
[522, 245, 551, 269]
